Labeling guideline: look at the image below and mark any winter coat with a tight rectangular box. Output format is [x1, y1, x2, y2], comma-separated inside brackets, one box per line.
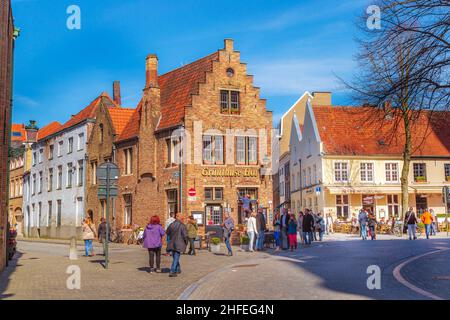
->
[367, 215, 378, 227]
[358, 212, 368, 225]
[142, 224, 165, 249]
[186, 221, 198, 239]
[166, 220, 188, 253]
[288, 220, 298, 234]
[421, 211, 433, 225]
[405, 211, 418, 225]
[246, 216, 258, 234]
[302, 214, 314, 232]
[256, 212, 266, 232]
[222, 217, 235, 239]
[82, 223, 96, 240]
[97, 222, 107, 240]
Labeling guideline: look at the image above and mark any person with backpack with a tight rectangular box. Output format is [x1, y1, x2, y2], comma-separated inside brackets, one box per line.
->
[405, 207, 418, 240]
[166, 214, 188, 277]
[222, 212, 235, 256]
[142, 215, 166, 273]
[82, 217, 96, 257]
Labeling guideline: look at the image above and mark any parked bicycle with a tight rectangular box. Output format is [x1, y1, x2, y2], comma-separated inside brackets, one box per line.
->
[110, 228, 124, 243]
[127, 225, 144, 245]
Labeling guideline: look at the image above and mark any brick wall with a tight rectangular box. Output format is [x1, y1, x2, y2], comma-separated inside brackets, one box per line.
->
[0, 0, 14, 272]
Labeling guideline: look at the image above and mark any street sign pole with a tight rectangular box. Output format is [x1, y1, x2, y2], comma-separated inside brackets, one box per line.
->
[105, 165, 110, 269]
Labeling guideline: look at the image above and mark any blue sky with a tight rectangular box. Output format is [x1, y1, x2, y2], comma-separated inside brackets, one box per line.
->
[11, 0, 368, 127]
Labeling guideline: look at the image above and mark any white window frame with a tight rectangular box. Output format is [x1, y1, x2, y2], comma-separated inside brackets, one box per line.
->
[385, 162, 400, 183]
[333, 161, 350, 183]
[360, 162, 374, 183]
[77, 133, 84, 151]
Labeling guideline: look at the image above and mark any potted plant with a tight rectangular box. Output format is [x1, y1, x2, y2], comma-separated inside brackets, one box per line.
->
[210, 237, 221, 254]
[415, 176, 426, 182]
[240, 235, 250, 251]
[446, 176, 450, 182]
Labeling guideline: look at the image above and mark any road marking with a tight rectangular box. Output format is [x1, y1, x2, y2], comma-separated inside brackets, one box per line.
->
[393, 248, 450, 300]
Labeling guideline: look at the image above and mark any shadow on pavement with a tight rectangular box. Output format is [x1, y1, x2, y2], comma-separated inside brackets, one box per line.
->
[0, 251, 24, 299]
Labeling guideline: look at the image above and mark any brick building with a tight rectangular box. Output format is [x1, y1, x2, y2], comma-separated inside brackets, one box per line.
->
[98, 39, 274, 237]
[0, 0, 15, 272]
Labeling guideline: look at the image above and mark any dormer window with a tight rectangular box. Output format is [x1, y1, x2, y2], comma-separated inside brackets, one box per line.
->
[220, 90, 240, 115]
[226, 68, 235, 77]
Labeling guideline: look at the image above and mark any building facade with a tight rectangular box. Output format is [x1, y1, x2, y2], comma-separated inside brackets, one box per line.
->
[293, 99, 450, 221]
[110, 39, 274, 237]
[0, 0, 15, 272]
[23, 93, 119, 239]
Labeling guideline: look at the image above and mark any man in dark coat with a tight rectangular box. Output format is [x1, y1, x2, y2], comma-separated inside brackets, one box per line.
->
[280, 208, 290, 250]
[255, 208, 266, 251]
[166, 214, 188, 277]
[302, 209, 315, 245]
[97, 218, 108, 255]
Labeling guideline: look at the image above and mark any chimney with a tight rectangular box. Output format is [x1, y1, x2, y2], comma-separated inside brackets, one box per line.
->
[113, 80, 122, 106]
[312, 92, 332, 106]
[25, 120, 38, 143]
[224, 39, 234, 52]
[145, 54, 159, 89]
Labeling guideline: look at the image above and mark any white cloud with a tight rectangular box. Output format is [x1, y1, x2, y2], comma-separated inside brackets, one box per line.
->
[15, 94, 40, 108]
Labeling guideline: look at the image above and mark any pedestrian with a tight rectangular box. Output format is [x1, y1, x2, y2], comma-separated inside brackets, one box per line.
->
[82, 217, 96, 257]
[164, 212, 176, 256]
[302, 209, 314, 245]
[237, 192, 253, 221]
[430, 209, 437, 236]
[166, 213, 188, 277]
[246, 211, 258, 252]
[272, 211, 281, 251]
[326, 213, 334, 234]
[97, 217, 108, 255]
[297, 211, 304, 244]
[186, 216, 198, 255]
[311, 211, 318, 241]
[142, 215, 165, 273]
[420, 209, 434, 239]
[405, 207, 418, 240]
[367, 211, 378, 240]
[351, 214, 359, 234]
[288, 214, 298, 251]
[255, 208, 266, 251]
[222, 212, 235, 256]
[358, 209, 368, 240]
[280, 208, 290, 249]
[316, 212, 325, 241]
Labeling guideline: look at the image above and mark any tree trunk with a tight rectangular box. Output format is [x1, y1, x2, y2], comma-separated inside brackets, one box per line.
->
[400, 114, 412, 223]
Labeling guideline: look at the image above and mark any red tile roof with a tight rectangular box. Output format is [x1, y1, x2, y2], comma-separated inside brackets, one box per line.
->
[116, 52, 219, 142]
[107, 107, 135, 136]
[11, 123, 27, 142]
[313, 106, 450, 157]
[37, 121, 62, 141]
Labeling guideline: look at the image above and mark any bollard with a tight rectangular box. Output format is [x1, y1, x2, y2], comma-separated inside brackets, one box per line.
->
[69, 236, 78, 260]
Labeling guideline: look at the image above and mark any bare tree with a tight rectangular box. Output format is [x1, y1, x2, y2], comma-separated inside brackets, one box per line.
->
[341, 0, 449, 222]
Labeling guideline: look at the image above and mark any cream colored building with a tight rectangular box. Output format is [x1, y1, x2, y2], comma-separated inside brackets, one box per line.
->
[293, 99, 450, 221]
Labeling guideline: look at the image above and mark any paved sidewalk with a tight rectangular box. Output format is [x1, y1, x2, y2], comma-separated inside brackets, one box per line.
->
[0, 240, 254, 300]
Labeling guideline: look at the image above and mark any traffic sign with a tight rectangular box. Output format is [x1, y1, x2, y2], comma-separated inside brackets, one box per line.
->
[188, 188, 196, 197]
[97, 162, 119, 183]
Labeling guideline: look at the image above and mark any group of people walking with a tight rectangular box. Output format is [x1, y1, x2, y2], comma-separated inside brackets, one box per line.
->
[405, 207, 438, 240]
[357, 209, 378, 240]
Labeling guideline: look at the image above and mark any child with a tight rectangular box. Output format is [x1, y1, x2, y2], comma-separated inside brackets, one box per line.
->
[287, 214, 298, 251]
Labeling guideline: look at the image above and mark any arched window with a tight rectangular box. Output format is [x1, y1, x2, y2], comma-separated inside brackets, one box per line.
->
[99, 124, 104, 143]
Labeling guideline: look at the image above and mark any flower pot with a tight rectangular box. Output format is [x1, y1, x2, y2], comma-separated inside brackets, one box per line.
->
[210, 244, 221, 254]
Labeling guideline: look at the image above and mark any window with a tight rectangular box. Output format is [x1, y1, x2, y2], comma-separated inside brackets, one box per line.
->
[68, 137, 73, 154]
[203, 135, 224, 165]
[38, 171, 43, 193]
[100, 124, 104, 144]
[336, 195, 349, 219]
[238, 188, 258, 201]
[100, 199, 107, 219]
[57, 200, 62, 226]
[38, 202, 42, 228]
[360, 162, 374, 182]
[91, 161, 97, 185]
[48, 201, 52, 226]
[19, 178, 22, 196]
[204, 187, 223, 201]
[220, 90, 240, 114]
[38, 149, 43, 163]
[49, 145, 54, 160]
[78, 133, 84, 151]
[124, 194, 133, 226]
[58, 141, 63, 157]
[236, 136, 258, 165]
[57, 166, 62, 189]
[67, 163, 73, 188]
[205, 205, 223, 225]
[166, 138, 181, 166]
[124, 148, 133, 175]
[77, 160, 84, 186]
[413, 163, 427, 182]
[385, 163, 399, 182]
[32, 152, 37, 166]
[308, 167, 312, 186]
[303, 169, 306, 187]
[32, 174, 36, 195]
[387, 195, 399, 218]
[445, 164, 450, 181]
[167, 190, 178, 217]
[334, 162, 349, 182]
[48, 168, 53, 192]
[313, 165, 317, 184]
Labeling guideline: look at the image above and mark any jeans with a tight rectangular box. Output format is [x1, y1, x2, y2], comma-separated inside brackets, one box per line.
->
[431, 222, 437, 235]
[319, 230, 324, 241]
[247, 231, 256, 251]
[187, 238, 196, 255]
[224, 236, 232, 255]
[298, 230, 304, 243]
[360, 224, 367, 240]
[166, 235, 171, 253]
[148, 247, 161, 269]
[170, 251, 181, 274]
[369, 226, 376, 240]
[305, 231, 313, 244]
[424, 224, 431, 239]
[256, 231, 265, 250]
[273, 231, 280, 247]
[407, 224, 416, 239]
[84, 240, 93, 256]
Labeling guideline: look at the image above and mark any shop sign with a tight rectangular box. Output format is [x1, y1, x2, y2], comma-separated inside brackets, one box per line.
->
[201, 167, 259, 178]
[188, 196, 197, 202]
